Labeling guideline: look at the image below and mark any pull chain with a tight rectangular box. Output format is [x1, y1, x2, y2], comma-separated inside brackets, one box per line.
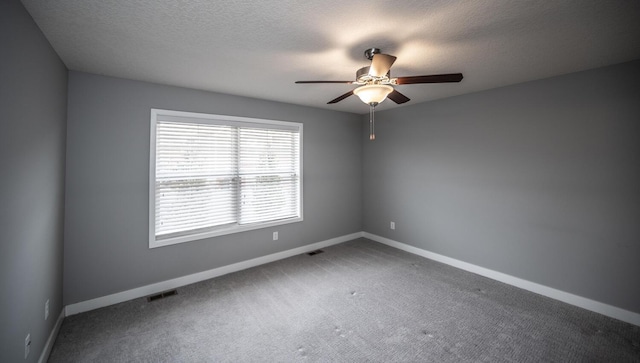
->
[369, 102, 376, 140]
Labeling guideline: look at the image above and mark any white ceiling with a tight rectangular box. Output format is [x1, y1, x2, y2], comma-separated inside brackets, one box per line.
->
[21, 0, 640, 114]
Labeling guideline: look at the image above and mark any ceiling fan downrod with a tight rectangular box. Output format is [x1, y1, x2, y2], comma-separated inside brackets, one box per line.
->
[364, 48, 381, 60]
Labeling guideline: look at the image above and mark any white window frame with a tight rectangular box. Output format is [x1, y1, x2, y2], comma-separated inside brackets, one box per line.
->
[149, 108, 303, 248]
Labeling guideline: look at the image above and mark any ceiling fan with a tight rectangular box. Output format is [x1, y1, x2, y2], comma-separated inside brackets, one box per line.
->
[295, 48, 463, 140]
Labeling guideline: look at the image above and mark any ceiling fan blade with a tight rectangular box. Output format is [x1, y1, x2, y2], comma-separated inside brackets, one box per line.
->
[369, 54, 397, 77]
[327, 90, 354, 104]
[387, 89, 410, 104]
[395, 73, 463, 85]
[295, 81, 354, 84]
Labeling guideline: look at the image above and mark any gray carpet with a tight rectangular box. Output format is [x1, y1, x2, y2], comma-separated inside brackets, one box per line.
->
[49, 238, 640, 362]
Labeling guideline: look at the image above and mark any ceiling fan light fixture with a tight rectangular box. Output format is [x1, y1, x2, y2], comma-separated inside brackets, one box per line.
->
[294, 47, 463, 141]
[353, 84, 393, 105]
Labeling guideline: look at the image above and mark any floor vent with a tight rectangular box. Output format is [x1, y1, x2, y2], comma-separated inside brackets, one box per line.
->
[307, 249, 324, 256]
[147, 289, 178, 302]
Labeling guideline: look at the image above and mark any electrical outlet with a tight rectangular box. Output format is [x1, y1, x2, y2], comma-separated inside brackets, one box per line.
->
[45, 299, 50, 320]
[25, 333, 31, 359]
[390, 221, 395, 230]
[273, 231, 278, 240]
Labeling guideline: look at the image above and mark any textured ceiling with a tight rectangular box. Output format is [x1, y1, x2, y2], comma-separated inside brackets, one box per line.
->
[20, 0, 640, 114]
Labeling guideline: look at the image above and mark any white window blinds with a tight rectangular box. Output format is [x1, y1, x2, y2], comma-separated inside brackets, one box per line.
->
[150, 110, 302, 247]
[238, 127, 301, 225]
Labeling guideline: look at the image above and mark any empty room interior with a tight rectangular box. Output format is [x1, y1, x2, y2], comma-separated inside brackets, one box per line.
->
[2, 0, 640, 361]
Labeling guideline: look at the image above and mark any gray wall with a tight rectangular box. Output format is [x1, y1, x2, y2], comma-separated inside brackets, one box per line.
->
[0, 0, 68, 361]
[64, 72, 362, 305]
[363, 60, 640, 313]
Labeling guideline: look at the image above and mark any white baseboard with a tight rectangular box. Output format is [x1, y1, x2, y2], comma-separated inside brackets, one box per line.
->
[38, 309, 64, 363]
[364, 232, 640, 327]
[65, 232, 363, 316]
[64, 230, 639, 327]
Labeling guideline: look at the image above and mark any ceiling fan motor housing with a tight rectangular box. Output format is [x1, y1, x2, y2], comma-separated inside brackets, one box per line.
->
[356, 66, 390, 84]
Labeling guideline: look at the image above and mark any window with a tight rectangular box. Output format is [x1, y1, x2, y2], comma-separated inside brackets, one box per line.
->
[149, 109, 302, 248]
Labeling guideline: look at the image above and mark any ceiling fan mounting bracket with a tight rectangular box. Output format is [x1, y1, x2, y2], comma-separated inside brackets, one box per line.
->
[364, 48, 381, 60]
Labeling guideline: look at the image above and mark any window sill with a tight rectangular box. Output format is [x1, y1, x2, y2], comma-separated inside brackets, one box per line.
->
[149, 216, 303, 248]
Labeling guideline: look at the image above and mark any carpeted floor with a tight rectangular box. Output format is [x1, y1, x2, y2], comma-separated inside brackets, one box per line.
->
[49, 238, 640, 362]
